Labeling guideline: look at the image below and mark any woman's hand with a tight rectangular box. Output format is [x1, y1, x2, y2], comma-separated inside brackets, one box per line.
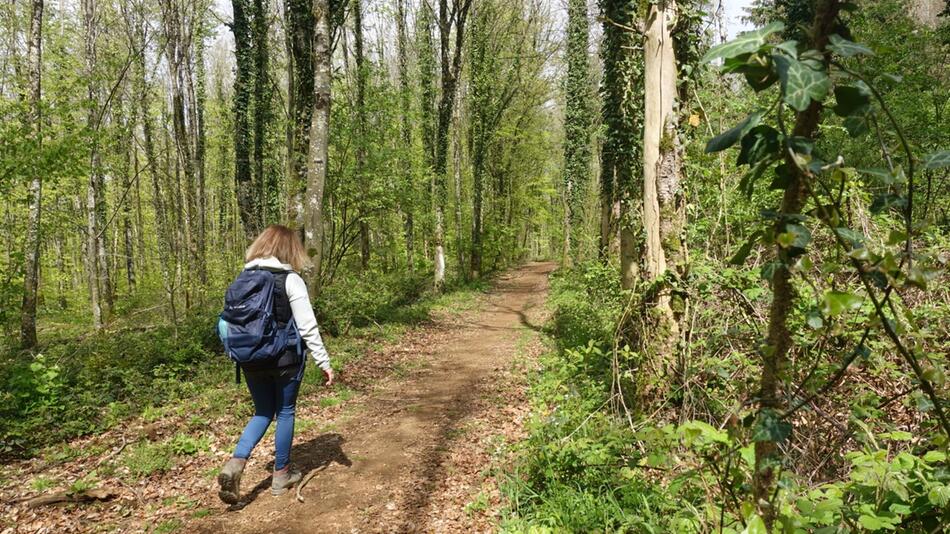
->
[323, 367, 335, 387]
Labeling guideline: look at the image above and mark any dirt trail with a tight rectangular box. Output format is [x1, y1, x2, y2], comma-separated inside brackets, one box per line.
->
[194, 262, 555, 533]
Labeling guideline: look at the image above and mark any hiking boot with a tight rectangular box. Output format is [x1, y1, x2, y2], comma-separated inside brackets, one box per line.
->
[271, 467, 302, 496]
[217, 458, 246, 504]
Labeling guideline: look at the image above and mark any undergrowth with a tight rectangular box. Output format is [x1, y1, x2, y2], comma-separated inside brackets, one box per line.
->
[501, 261, 950, 533]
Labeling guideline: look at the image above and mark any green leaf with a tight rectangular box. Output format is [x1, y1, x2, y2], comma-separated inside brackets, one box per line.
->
[922, 150, 950, 169]
[741, 515, 768, 534]
[828, 34, 874, 57]
[739, 158, 774, 197]
[770, 163, 793, 190]
[752, 409, 792, 443]
[705, 111, 764, 153]
[870, 193, 907, 214]
[822, 291, 864, 316]
[702, 22, 786, 63]
[833, 84, 870, 117]
[858, 514, 884, 530]
[844, 115, 869, 137]
[923, 450, 947, 463]
[737, 125, 781, 165]
[834, 227, 865, 248]
[806, 309, 824, 329]
[774, 54, 831, 112]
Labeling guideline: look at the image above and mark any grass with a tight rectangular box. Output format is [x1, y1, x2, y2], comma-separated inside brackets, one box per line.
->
[121, 441, 174, 479]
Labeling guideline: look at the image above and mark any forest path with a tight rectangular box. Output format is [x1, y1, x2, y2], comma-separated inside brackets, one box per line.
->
[193, 261, 555, 533]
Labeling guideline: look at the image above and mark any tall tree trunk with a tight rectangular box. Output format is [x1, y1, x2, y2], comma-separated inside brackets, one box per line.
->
[396, 0, 414, 271]
[252, 0, 271, 224]
[285, 0, 314, 230]
[642, 0, 683, 356]
[452, 84, 464, 280]
[160, 0, 198, 306]
[20, 0, 44, 348]
[753, 1, 840, 526]
[194, 19, 208, 284]
[563, 0, 592, 265]
[232, 0, 256, 237]
[305, 0, 332, 292]
[353, 0, 370, 271]
[433, 0, 472, 291]
[83, 0, 103, 328]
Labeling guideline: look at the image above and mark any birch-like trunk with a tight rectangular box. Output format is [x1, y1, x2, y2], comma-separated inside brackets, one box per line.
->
[642, 0, 681, 347]
[305, 0, 332, 292]
[83, 0, 103, 328]
[396, 0, 414, 271]
[20, 0, 44, 348]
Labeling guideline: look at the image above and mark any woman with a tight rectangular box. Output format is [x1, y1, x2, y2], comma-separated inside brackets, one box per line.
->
[217, 225, 334, 504]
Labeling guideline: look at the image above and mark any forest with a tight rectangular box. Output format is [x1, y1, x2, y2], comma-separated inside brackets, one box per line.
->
[1, 0, 949, 532]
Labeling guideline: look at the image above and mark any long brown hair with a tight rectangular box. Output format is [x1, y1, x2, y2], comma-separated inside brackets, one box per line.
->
[245, 225, 309, 272]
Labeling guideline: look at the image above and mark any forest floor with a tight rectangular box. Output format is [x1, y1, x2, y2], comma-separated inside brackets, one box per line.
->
[1, 262, 555, 534]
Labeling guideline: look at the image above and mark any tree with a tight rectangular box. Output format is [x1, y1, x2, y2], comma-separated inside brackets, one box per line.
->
[563, 0, 592, 265]
[20, 0, 44, 348]
[285, 0, 314, 230]
[353, 0, 370, 270]
[598, 0, 643, 289]
[642, 0, 686, 355]
[432, 0, 473, 291]
[395, 0, 414, 270]
[232, 0, 255, 236]
[304, 0, 333, 291]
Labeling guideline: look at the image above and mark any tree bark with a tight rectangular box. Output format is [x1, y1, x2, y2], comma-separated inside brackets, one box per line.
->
[396, 0, 414, 271]
[232, 0, 256, 237]
[285, 0, 314, 230]
[642, 0, 682, 352]
[753, 0, 840, 527]
[20, 0, 44, 349]
[353, 0, 370, 271]
[433, 0, 472, 291]
[305, 0, 332, 292]
[563, 0, 592, 264]
[252, 0, 272, 224]
[82, 0, 104, 328]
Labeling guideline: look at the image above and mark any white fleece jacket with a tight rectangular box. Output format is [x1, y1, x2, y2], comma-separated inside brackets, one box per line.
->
[244, 256, 331, 371]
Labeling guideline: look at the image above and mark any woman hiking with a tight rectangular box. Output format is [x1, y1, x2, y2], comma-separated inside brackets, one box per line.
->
[216, 224, 334, 504]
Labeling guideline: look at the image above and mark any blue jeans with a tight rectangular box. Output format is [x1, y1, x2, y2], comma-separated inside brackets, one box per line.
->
[233, 362, 304, 470]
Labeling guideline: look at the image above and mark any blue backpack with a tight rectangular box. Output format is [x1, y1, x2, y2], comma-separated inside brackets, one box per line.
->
[217, 268, 303, 382]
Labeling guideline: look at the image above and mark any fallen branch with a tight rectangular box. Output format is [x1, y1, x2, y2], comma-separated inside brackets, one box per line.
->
[95, 436, 129, 467]
[23, 488, 116, 509]
[295, 466, 329, 503]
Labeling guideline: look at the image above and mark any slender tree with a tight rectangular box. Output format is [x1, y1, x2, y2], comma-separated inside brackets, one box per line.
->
[598, 0, 643, 290]
[396, 0, 414, 270]
[305, 0, 333, 291]
[563, 0, 592, 265]
[285, 0, 314, 229]
[354, 0, 370, 270]
[20, 0, 44, 348]
[432, 0, 473, 291]
[232, 0, 256, 236]
[753, 0, 840, 525]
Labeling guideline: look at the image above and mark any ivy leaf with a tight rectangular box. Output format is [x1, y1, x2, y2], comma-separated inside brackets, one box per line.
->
[752, 409, 792, 443]
[833, 84, 871, 117]
[739, 158, 775, 197]
[922, 150, 950, 169]
[774, 54, 831, 112]
[702, 21, 786, 63]
[806, 309, 824, 329]
[835, 227, 865, 248]
[844, 115, 869, 137]
[769, 163, 793, 190]
[822, 291, 864, 316]
[828, 34, 874, 57]
[705, 111, 763, 153]
[870, 193, 907, 214]
[738, 125, 781, 166]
